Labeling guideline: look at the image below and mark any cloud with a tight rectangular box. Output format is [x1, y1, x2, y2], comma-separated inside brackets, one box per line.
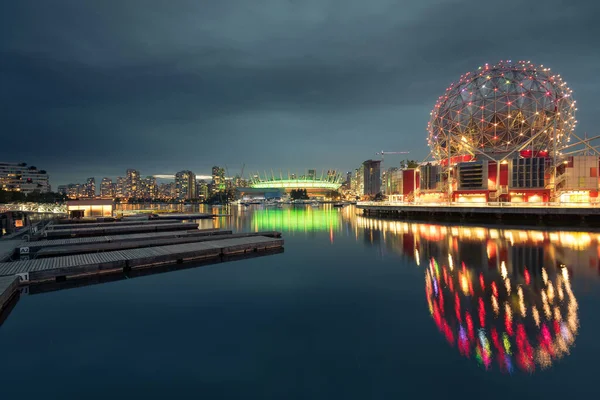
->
[1, 0, 598, 185]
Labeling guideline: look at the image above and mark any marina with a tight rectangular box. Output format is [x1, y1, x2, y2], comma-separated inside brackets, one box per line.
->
[0, 235, 284, 284]
[0, 217, 285, 319]
[13, 228, 233, 256]
[41, 221, 199, 239]
[0, 276, 19, 313]
[49, 219, 176, 229]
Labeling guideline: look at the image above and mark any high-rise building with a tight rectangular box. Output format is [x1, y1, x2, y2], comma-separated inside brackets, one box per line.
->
[196, 180, 209, 199]
[126, 169, 140, 198]
[346, 171, 352, 187]
[67, 183, 83, 199]
[0, 162, 50, 194]
[100, 178, 114, 198]
[57, 185, 68, 196]
[211, 166, 225, 192]
[158, 182, 176, 200]
[175, 170, 196, 200]
[115, 177, 126, 198]
[361, 160, 381, 196]
[308, 169, 316, 180]
[140, 176, 157, 199]
[84, 177, 96, 198]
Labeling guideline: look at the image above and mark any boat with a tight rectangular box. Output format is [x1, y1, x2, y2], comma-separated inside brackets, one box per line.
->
[333, 203, 346, 208]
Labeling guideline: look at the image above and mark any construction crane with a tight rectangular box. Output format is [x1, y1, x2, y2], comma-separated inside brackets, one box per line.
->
[376, 151, 410, 163]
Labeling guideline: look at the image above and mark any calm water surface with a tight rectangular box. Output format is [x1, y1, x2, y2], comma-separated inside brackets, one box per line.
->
[1, 204, 600, 399]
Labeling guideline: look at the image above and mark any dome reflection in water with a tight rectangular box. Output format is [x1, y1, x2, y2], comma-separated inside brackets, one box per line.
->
[425, 256, 578, 373]
[356, 217, 584, 374]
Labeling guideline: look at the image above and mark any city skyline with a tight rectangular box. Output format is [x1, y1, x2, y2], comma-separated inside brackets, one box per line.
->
[2, 0, 600, 186]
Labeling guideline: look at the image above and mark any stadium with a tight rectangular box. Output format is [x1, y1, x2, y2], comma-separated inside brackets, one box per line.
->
[238, 170, 344, 199]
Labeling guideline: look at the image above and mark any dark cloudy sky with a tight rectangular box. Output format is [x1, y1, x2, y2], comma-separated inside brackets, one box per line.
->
[1, 0, 599, 187]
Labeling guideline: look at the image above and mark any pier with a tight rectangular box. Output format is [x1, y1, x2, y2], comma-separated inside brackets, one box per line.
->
[41, 221, 198, 239]
[0, 218, 285, 323]
[0, 235, 283, 283]
[0, 276, 19, 313]
[357, 202, 600, 225]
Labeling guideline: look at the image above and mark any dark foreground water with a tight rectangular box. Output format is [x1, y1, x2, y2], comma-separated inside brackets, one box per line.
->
[1, 205, 600, 399]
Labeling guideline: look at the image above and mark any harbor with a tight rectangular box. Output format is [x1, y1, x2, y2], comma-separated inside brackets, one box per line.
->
[0, 217, 284, 321]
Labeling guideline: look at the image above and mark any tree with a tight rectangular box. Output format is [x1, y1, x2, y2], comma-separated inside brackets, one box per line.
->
[401, 159, 420, 168]
[290, 189, 309, 200]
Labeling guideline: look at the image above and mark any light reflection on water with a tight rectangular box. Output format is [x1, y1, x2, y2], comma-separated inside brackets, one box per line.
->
[119, 203, 599, 374]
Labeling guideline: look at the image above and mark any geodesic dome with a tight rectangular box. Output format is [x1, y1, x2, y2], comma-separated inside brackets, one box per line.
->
[427, 61, 577, 161]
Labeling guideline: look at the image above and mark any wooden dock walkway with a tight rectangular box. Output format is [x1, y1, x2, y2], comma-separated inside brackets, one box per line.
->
[47, 219, 174, 230]
[41, 222, 198, 239]
[0, 240, 24, 262]
[17, 229, 231, 255]
[154, 213, 217, 220]
[0, 275, 19, 312]
[0, 235, 284, 283]
[33, 231, 280, 258]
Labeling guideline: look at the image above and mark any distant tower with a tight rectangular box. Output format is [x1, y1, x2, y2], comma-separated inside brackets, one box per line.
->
[85, 177, 96, 198]
[175, 170, 197, 200]
[361, 160, 381, 196]
[100, 177, 113, 198]
[126, 169, 140, 198]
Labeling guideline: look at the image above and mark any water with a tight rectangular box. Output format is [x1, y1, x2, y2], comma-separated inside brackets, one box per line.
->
[1, 204, 600, 399]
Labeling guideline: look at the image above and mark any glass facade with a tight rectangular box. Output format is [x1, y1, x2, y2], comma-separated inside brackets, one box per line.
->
[511, 157, 546, 188]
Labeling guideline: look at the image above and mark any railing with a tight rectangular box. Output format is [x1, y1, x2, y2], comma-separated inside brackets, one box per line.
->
[0, 202, 67, 214]
[357, 201, 600, 208]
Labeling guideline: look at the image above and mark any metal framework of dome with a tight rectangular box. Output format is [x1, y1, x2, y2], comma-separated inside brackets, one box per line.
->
[427, 60, 577, 161]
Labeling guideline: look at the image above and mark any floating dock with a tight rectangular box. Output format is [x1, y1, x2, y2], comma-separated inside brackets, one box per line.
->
[48, 219, 175, 230]
[0, 276, 19, 313]
[0, 240, 23, 262]
[0, 217, 285, 324]
[0, 235, 283, 284]
[32, 231, 281, 258]
[357, 202, 600, 226]
[15, 229, 232, 257]
[41, 222, 198, 239]
[153, 213, 220, 220]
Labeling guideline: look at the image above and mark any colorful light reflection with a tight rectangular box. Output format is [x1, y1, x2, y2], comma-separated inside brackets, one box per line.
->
[425, 256, 579, 374]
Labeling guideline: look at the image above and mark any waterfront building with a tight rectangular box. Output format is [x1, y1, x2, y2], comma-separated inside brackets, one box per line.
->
[57, 185, 68, 196]
[376, 59, 597, 205]
[158, 182, 176, 200]
[100, 178, 114, 198]
[555, 155, 600, 203]
[66, 199, 114, 218]
[211, 166, 225, 192]
[361, 160, 381, 196]
[84, 177, 96, 198]
[175, 170, 196, 200]
[355, 167, 364, 196]
[66, 183, 83, 199]
[115, 177, 126, 198]
[196, 180, 209, 200]
[140, 176, 157, 200]
[383, 167, 398, 195]
[0, 162, 50, 194]
[125, 169, 140, 198]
